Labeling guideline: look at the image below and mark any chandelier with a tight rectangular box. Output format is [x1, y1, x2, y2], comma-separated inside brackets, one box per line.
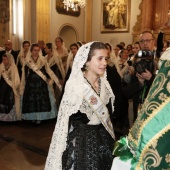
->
[63, 0, 86, 11]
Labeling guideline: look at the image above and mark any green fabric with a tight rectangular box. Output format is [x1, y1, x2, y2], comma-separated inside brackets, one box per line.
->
[128, 60, 170, 170]
[113, 137, 133, 161]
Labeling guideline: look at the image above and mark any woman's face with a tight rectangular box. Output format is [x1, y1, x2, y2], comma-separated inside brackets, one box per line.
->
[55, 38, 62, 48]
[120, 49, 129, 60]
[106, 45, 111, 54]
[23, 43, 30, 53]
[127, 45, 132, 51]
[31, 46, 40, 58]
[86, 49, 108, 76]
[2, 56, 9, 66]
[132, 44, 140, 55]
[70, 45, 78, 56]
[44, 45, 52, 54]
[114, 46, 120, 55]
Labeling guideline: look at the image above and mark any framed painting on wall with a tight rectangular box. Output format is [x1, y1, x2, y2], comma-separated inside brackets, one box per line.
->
[101, 0, 131, 33]
[0, 0, 9, 23]
[56, 0, 80, 17]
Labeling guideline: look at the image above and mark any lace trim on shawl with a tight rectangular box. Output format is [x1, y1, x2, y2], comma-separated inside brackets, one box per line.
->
[0, 62, 20, 97]
[26, 56, 48, 82]
[1, 68, 12, 87]
[44, 55, 56, 67]
[16, 50, 27, 66]
[0, 63, 21, 119]
[44, 54, 65, 79]
[55, 46, 68, 59]
[27, 55, 61, 89]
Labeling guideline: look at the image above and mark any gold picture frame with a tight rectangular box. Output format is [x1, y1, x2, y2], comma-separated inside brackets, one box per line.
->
[101, 0, 131, 33]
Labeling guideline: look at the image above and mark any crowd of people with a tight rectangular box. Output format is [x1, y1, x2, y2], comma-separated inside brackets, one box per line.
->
[0, 28, 170, 169]
[0, 38, 68, 124]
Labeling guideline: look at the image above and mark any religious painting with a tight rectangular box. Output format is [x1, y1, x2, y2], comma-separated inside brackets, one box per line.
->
[101, 0, 131, 33]
[56, 0, 80, 17]
[0, 0, 10, 23]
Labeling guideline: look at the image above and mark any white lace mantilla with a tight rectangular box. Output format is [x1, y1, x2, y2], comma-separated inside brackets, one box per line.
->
[44, 42, 115, 170]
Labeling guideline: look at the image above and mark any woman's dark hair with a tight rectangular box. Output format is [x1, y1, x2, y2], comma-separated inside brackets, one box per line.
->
[22, 40, 30, 47]
[46, 43, 52, 49]
[117, 44, 123, 50]
[70, 43, 79, 50]
[105, 43, 112, 51]
[127, 44, 133, 48]
[134, 41, 140, 45]
[88, 42, 108, 61]
[120, 41, 125, 47]
[55, 37, 63, 43]
[77, 41, 83, 47]
[30, 43, 40, 52]
[119, 48, 128, 58]
[82, 42, 108, 71]
[119, 48, 128, 54]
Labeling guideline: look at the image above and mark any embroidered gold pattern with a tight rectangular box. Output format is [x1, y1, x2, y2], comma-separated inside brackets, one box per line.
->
[165, 154, 170, 163]
[143, 142, 162, 170]
[136, 124, 170, 169]
[168, 70, 170, 76]
[147, 73, 166, 99]
[167, 82, 170, 93]
[165, 60, 170, 67]
[159, 93, 168, 101]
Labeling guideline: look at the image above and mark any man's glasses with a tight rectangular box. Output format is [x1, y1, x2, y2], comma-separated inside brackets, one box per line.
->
[139, 39, 154, 44]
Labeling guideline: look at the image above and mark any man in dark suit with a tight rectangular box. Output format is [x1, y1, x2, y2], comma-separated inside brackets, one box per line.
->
[0, 40, 19, 63]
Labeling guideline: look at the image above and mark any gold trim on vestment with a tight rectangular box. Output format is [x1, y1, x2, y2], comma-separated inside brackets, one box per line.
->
[136, 124, 170, 169]
[128, 98, 170, 146]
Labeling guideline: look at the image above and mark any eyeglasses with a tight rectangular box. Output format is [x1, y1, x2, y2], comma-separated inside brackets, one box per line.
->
[139, 39, 154, 44]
